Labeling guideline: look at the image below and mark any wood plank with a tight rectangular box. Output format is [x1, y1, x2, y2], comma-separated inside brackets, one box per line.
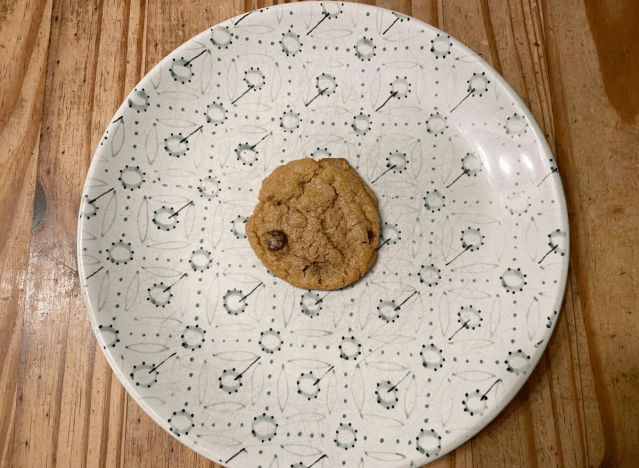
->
[9, 0, 104, 466]
[0, 0, 53, 465]
[542, 0, 639, 465]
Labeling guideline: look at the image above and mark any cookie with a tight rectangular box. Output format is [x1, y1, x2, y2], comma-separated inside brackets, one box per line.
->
[246, 158, 380, 290]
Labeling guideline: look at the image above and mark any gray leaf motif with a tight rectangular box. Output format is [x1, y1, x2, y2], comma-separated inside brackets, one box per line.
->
[376, 9, 385, 35]
[365, 452, 406, 462]
[410, 140, 423, 179]
[250, 363, 264, 406]
[183, 202, 195, 239]
[409, 217, 424, 261]
[326, 367, 338, 415]
[287, 412, 326, 423]
[277, 364, 289, 412]
[452, 370, 497, 382]
[362, 413, 404, 428]
[282, 287, 298, 329]
[205, 273, 220, 325]
[367, 361, 408, 372]
[416, 68, 427, 104]
[311, 105, 350, 115]
[275, 3, 283, 22]
[240, 53, 274, 65]
[490, 294, 501, 336]
[455, 212, 501, 225]
[439, 291, 450, 337]
[280, 444, 322, 457]
[223, 272, 264, 284]
[209, 203, 224, 250]
[98, 269, 110, 311]
[302, 1, 313, 28]
[439, 137, 454, 186]
[404, 374, 416, 419]
[378, 106, 422, 117]
[212, 351, 259, 362]
[177, 274, 190, 317]
[312, 29, 354, 39]
[227, 60, 238, 102]
[351, 365, 365, 417]
[357, 288, 376, 330]
[149, 64, 161, 89]
[438, 380, 454, 427]
[217, 323, 255, 333]
[234, 25, 276, 34]
[526, 217, 539, 262]
[271, 62, 281, 101]
[494, 222, 506, 261]
[369, 333, 416, 345]
[155, 118, 198, 129]
[234, 102, 272, 112]
[100, 189, 117, 237]
[441, 216, 453, 263]
[148, 194, 191, 205]
[527, 296, 540, 341]
[268, 454, 279, 468]
[110, 117, 125, 157]
[451, 263, 499, 274]
[236, 125, 269, 135]
[333, 297, 347, 329]
[145, 125, 158, 165]
[127, 343, 170, 354]
[449, 339, 495, 349]
[215, 132, 231, 169]
[197, 360, 208, 405]
[165, 167, 196, 179]
[190, 127, 205, 168]
[370, 69, 382, 109]
[289, 329, 332, 338]
[195, 433, 242, 447]
[252, 283, 266, 323]
[300, 65, 311, 105]
[84, 177, 109, 188]
[204, 401, 245, 412]
[147, 241, 191, 250]
[200, 50, 212, 95]
[448, 288, 491, 300]
[141, 265, 184, 278]
[82, 255, 100, 265]
[341, 65, 354, 104]
[157, 91, 200, 101]
[287, 359, 332, 370]
[456, 54, 485, 63]
[125, 271, 139, 311]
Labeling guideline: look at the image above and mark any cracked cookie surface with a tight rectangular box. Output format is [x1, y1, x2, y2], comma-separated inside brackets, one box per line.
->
[246, 158, 380, 290]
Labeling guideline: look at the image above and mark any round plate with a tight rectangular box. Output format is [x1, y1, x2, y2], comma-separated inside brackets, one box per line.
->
[78, 2, 569, 467]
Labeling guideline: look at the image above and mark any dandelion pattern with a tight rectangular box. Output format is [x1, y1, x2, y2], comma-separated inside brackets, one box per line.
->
[78, 3, 569, 468]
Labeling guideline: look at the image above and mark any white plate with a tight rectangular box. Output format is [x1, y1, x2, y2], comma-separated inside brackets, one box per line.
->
[78, 2, 569, 467]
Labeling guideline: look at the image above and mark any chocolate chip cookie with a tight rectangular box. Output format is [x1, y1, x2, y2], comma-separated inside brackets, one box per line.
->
[246, 158, 380, 290]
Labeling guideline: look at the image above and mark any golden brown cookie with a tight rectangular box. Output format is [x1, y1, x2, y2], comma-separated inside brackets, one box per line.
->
[246, 158, 380, 290]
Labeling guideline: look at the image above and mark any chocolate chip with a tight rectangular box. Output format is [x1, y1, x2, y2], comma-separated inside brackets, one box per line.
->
[265, 231, 287, 251]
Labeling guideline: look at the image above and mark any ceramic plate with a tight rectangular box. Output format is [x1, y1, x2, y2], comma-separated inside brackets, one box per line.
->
[77, 2, 569, 467]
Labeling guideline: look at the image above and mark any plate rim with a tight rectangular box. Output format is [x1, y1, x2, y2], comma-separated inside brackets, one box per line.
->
[77, 2, 570, 466]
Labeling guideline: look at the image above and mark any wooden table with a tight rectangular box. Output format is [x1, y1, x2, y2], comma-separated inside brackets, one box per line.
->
[1, 0, 637, 466]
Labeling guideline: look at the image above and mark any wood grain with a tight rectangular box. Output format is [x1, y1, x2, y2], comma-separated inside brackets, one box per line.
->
[1, 0, 637, 467]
